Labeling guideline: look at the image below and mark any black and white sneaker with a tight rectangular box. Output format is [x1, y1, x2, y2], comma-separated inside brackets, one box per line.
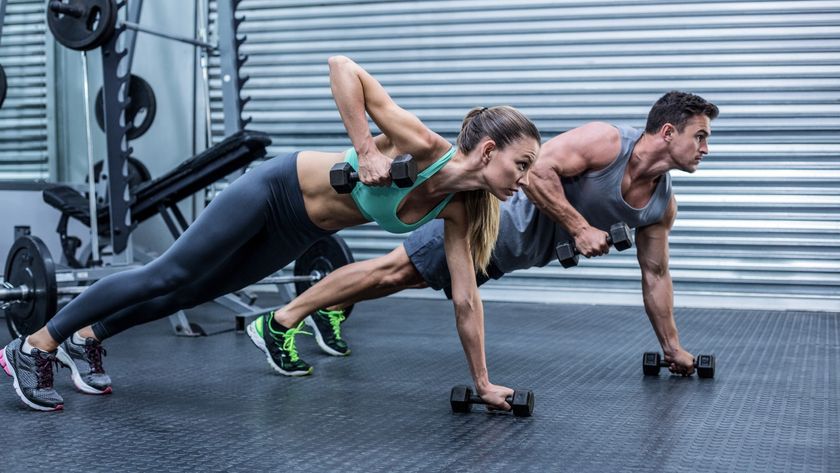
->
[305, 309, 351, 356]
[57, 337, 112, 395]
[0, 337, 64, 411]
[247, 314, 314, 376]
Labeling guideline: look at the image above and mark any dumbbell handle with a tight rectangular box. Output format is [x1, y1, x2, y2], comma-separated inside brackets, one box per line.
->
[347, 159, 411, 185]
[330, 154, 417, 193]
[562, 233, 618, 256]
[655, 357, 708, 368]
[556, 222, 632, 268]
[467, 393, 516, 406]
[655, 359, 695, 368]
[555, 233, 618, 268]
[49, 1, 85, 17]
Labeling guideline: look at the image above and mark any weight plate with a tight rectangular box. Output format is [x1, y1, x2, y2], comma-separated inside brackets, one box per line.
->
[87, 156, 152, 193]
[293, 235, 355, 317]
[95, 74, 158, 140]
[3, 236, 57, 339]
[0, 63, 7, 110]
[47, 0, 117, 52]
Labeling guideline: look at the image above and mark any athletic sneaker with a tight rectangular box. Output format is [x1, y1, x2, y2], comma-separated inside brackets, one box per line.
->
[247, 314, 313, 376]
[305, 309, 350, 356]
[56, 337, 112, 395]
[0, 337, 64, 411]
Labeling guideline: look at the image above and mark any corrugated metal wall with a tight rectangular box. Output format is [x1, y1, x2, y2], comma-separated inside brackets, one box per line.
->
[210, 0, 840, 310]
[0, 0, 48, 180]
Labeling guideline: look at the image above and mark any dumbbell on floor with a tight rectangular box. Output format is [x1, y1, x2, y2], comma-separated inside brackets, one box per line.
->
[449, 385, 534, 417]
[555, 222, 633, 268]
[330, 154, 417, 193]
[642, 352, 716, 378]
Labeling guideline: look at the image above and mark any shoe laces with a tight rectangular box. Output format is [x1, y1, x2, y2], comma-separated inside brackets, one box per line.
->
[34, 352, 60, 390]
[83, 341, 107, 374]
[268, 318, 311, 362]
[318, 309, 346, 340]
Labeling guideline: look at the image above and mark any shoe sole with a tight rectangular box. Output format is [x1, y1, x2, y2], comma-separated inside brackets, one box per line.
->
[0, 346, 64, 412]
[304, 316, 351, 357]
[55, 347, 112, 396]
[246, 322, 313, 377]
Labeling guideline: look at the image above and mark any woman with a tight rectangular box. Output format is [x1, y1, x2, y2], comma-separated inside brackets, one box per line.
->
[1, 56, 540, 412]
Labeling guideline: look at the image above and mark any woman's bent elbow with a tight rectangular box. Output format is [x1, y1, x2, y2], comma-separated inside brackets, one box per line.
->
[328, 55, 352, 69]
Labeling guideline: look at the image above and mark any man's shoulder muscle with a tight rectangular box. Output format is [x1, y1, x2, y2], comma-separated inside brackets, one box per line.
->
[541, 122, 621, 173]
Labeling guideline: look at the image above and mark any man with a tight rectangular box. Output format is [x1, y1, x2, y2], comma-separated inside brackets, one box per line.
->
[293, 90, 718, 376]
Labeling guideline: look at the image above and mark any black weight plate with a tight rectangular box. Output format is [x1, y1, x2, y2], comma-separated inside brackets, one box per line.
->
[4, 236, 57, 339]
[293, 235, 355, 317]
[449, 385, 472, 413]
[511, 390, 535, 417]
[642, 352, 661, 376]
[0, 63, 7, 110]
[87, 156, 152, 193]
[47, 0, 117, 51]
[95, 74, 158, 140]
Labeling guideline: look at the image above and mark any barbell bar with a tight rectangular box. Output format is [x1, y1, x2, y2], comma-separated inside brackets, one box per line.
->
[48, 0, 217, 52]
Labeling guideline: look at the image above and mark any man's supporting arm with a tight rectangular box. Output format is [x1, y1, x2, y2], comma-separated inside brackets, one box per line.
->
[635, 196, 695, 374]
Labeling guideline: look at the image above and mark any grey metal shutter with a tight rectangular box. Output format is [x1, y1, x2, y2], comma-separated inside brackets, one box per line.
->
[211, 1, 840, 310]
[0, 0, 49, 180]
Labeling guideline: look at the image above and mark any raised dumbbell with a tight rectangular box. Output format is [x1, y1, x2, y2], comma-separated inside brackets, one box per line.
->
[555, 222, 633, 268]
[642, 352, 716, 379]
[329, 154, 417, 193]
[449, 385, 535, 417]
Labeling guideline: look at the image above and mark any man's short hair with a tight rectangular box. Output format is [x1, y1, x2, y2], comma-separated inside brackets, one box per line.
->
[645, 91, 719, 133]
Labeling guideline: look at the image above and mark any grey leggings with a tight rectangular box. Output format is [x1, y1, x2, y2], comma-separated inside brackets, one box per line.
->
[46, 152, 333, 342]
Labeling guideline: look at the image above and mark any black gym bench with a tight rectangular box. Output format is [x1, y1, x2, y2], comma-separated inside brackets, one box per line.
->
[31, 130, 272, 335]
[42, 130, 272, 266]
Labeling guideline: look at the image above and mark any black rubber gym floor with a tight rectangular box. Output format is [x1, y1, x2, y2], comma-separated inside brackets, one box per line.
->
[0, 297, 837, 472]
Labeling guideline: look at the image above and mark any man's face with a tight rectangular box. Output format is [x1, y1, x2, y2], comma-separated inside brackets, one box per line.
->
[667, 115, 711, 173]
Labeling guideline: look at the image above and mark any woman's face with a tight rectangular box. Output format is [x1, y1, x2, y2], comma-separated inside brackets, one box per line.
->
[481, 137, 540, 201]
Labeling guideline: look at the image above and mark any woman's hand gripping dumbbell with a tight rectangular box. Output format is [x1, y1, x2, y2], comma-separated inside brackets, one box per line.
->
[330, 155, 417, 193]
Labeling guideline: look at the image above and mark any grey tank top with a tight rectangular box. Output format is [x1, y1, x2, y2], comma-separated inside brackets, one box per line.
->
[491, 124, 673, 273]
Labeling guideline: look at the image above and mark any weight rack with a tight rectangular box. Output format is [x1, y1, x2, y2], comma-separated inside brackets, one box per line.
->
[2, 1, 344, 338]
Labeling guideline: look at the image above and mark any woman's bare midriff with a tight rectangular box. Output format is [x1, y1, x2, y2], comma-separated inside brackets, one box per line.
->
[296, 150, 368, 231]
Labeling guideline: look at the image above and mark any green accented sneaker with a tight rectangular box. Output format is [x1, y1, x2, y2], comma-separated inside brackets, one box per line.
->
[246, 314, 313, 376]
[305, 309, 351, 357]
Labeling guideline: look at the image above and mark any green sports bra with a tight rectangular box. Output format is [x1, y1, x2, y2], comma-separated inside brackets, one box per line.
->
[344, 147, 456, 233]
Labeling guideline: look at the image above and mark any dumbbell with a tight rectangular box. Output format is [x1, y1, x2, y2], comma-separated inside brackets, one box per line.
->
[642, 352, 716, 379]
[449, 385, 535, 417]
[330, 154, 417, 193]
[555, 222, 633, 268]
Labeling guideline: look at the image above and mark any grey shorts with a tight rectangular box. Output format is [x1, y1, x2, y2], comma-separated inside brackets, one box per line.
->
[403, 219, 504, 298]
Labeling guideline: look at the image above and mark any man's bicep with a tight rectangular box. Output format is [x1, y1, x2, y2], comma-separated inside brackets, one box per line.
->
[636, 196, 677, 274]
[636, 221, 671, 276]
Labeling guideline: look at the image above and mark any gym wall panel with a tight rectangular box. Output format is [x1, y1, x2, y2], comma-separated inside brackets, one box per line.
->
[209, 0, 840, 311]
[0, 0, 49, 180]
